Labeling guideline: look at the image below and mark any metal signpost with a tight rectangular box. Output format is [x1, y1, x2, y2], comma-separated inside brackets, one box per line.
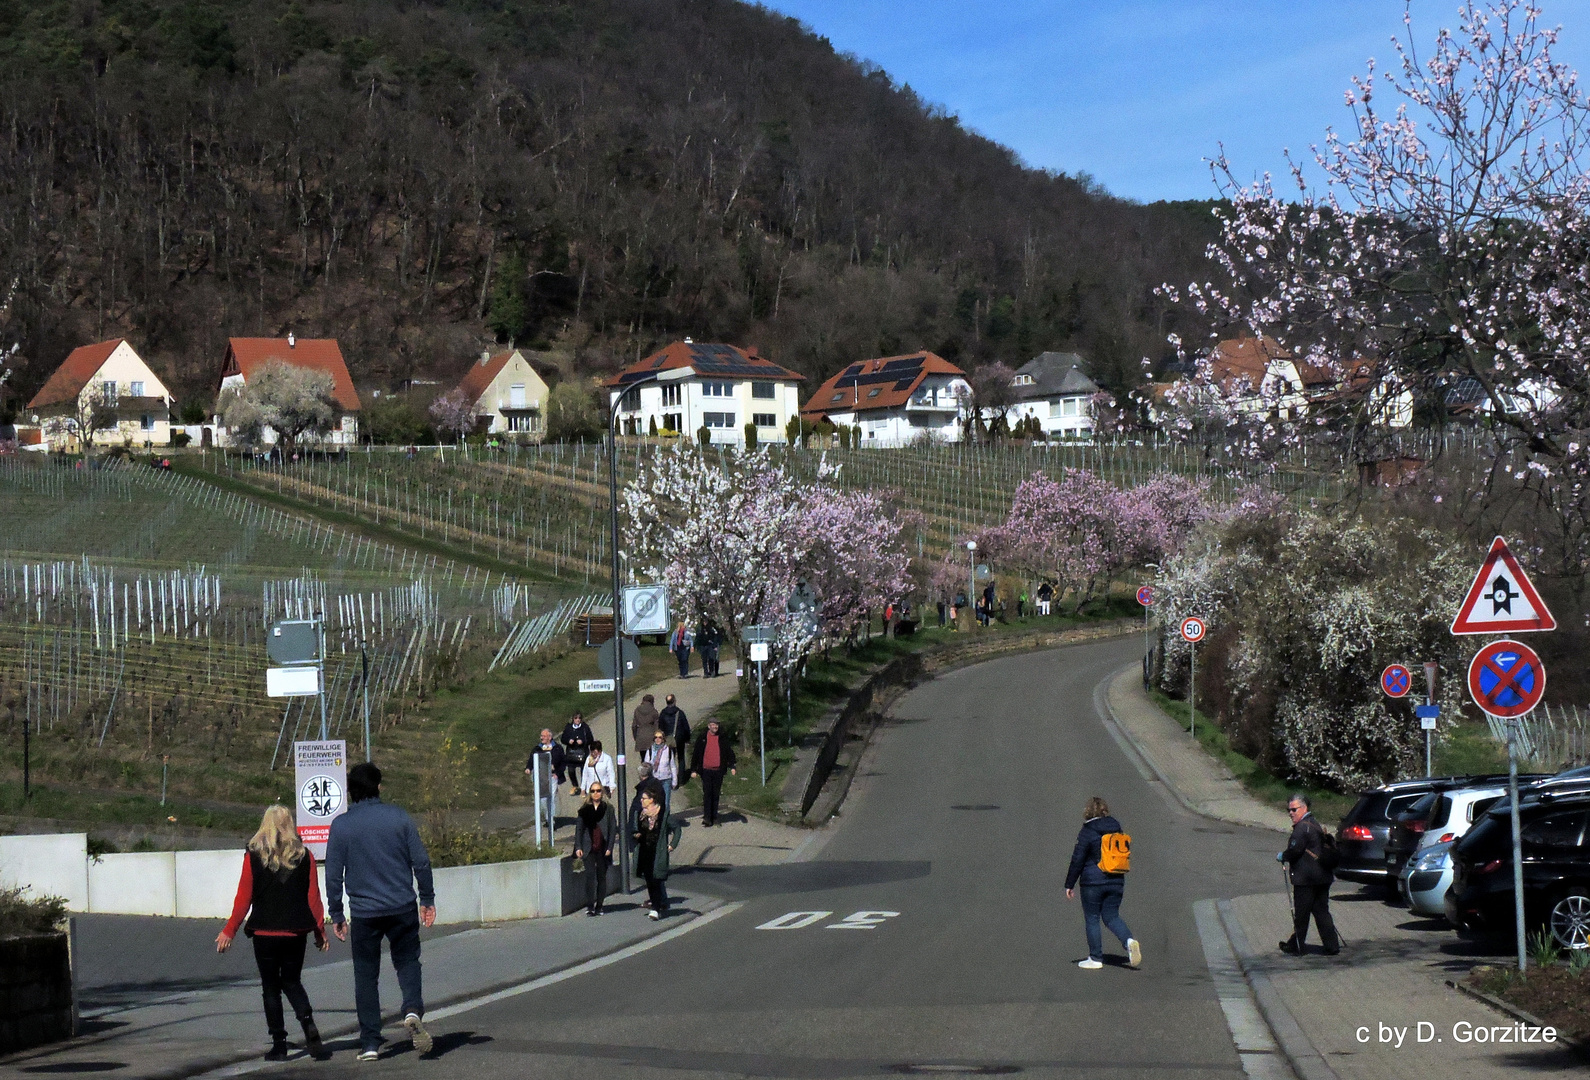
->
[1180, 617, 1205, 738]
[1452, 535, 1556, 973]
[267, 619, 326, 739]
[965, 541, 977, 626]
[744, 625, 777, 784]
[293, 739, 347, 859]
[1420, 661, 1440, 777]
[1136, 585, 1155, 686]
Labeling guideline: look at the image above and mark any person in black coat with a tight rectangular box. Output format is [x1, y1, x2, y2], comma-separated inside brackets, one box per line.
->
[1063, 796, 1140, 970]
[524, 728, 566, 831]
[659, 694, 692, 776]
[689, 719, 737, 827]
[560, 713, 593, 796]
[574, 782, 617, 915]
[1279, 793, 1340, 955]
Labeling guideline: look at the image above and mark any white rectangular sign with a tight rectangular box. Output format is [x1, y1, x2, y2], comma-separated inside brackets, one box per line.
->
[622, 585, 670, 635]
[267, 666, 321, 698]
[579, 679, 616, 693]
[749, 642, 770, 662]
[293, 740, 347, 859]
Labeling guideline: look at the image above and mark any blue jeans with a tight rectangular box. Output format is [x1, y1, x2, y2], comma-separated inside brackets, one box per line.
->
[350, 907, 424, 1050]
[1080, 878, 1132, 961]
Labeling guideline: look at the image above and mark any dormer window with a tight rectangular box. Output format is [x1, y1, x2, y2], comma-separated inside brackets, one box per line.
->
[830, 392, 845, 403]
[867, 387, 882, 398]
[1013, 374, 1034, 386]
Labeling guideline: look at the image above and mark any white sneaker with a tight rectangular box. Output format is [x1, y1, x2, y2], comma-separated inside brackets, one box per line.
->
[404, 1013, 433, 1055]
[647, 909, 661, 921]
[1077, 958, 1104, 970]
[1127, 939, 1142, 968]
[357, 1049, 381, 1062]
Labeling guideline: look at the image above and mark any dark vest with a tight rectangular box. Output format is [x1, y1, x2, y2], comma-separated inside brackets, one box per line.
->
[243, 850, 315, 935]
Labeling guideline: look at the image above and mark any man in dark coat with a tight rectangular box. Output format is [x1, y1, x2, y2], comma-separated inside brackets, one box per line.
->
[698, 623, 722, 678]
[1279, 793, 1341, 956]
[524, 728, 566, 831]
[690, 719, 737, 827]
[560, 713, 594, 796]
[658, 694, 692, 777]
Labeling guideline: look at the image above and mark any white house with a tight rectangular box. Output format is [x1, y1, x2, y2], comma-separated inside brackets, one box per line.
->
[453, 349, 550, 438]
[605, 340, 805, 444]
[1007, 352, 1099, 440]
[801, 351, 969, 446]
[26, 339, 175, 452]
[218, 336, 361, 446]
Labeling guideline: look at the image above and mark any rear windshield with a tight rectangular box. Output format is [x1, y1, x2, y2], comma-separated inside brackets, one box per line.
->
[1399, 792, 1440, 821]
[1469, 795, 1503, 822]
[1457, 815, 1511, 860]
[1387, 793, 1426, 819]
[1344, 792, 1391, 826]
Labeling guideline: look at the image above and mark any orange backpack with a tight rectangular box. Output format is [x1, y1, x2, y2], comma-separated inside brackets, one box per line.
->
[1098, 831, 1132, 874]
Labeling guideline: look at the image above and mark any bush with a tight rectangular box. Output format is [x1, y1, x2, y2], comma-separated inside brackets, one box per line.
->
[0, 887, 68, 937]
[170, 431, 191, 448]
[420, 818, 557, 867]
[697, 424, 711, 445]
[744, 421, 758, 449]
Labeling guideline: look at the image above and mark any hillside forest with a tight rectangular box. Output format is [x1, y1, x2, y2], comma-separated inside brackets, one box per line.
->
[0, 0, 1224, 410]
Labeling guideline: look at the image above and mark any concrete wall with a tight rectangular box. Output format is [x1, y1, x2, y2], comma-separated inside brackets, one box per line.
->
[0, 834, 89, 909]
[0, 932, 74, 1054]
[88, 851, 177, 917]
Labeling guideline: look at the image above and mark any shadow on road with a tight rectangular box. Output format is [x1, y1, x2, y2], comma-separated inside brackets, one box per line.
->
[668, 859, 931, 900]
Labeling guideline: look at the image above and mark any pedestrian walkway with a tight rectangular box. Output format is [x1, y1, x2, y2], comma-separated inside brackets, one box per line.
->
[1105, 663, 1581, 1080]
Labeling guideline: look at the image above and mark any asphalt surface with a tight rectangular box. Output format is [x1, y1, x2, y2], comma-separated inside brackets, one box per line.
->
[260, 637, 1287, 1079]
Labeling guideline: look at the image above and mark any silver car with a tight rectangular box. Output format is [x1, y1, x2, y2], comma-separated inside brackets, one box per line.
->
[1399, 839, 1455, 917]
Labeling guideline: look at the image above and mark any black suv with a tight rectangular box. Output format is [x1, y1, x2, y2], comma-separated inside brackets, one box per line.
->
[1445, 790, 1590, 951]
[1382, 776, 1547, 879]
[1336, 776, 1525, 886]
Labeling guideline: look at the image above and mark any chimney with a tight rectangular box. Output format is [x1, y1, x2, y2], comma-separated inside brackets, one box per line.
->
[747, 344, 759, 357]
[287, 332, 296, 348]
[480, 350, 491, 366]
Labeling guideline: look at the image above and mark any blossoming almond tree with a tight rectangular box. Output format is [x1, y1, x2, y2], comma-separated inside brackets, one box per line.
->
[1168, 0, 1590, 580]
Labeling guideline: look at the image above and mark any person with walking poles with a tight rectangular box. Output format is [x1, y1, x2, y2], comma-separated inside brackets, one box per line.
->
[690, 718, 737, 827]
[325, 763, 436, 1061]
[633, 787, 683, 920]
[1278, 793, 1341, 956]
[560, 712, 594, 796]
[574, 782, 617, 916]
[525, 728, 566, 832]
[580, 739, 617, 797]
[644, 727, 680, 815]
[670, 620, 694, 678]
[215, 805, 328, 1061]
[1064, 796, 1141, 970]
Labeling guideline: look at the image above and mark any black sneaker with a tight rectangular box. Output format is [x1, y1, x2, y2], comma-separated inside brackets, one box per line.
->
[265, 1042, 289, 1062]
[302, 1019, 326, 1058]
[1279, 939, 1301, 955]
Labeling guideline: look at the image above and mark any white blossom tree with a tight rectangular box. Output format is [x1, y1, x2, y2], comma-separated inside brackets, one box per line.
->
[220, 361, 337, 449]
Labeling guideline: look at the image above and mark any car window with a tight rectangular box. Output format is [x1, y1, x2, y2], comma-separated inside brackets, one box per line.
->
[1522, 812, 1587, 849]
[1430, 794, 1453, 828]
[1388, 793, 1425, 818]
[1400, 792, 1439, 821]
[1469, 795, 1502, 823]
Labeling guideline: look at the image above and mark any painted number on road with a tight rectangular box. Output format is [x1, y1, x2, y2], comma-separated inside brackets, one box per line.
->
[755, 910, 900, 931]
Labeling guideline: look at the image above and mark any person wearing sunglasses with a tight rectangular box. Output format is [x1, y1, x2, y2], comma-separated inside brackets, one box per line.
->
[1278, 793, 1340, 956]
[574, 783, 617, 916]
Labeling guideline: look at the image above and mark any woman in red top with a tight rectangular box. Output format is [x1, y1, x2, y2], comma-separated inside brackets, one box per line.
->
[216, 805, 329, 1060]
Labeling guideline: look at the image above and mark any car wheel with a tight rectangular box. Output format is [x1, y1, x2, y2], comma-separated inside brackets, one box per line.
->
[1548, 891, 1590, 951]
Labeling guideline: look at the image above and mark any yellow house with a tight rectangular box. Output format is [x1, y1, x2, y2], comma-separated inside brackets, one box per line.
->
[27, 339, 175, 451]
[455, 349, 550, 438]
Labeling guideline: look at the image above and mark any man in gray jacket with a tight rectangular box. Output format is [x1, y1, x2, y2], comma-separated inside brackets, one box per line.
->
[326, 762, 437, 1060]
[1278, 793, 1340, 956]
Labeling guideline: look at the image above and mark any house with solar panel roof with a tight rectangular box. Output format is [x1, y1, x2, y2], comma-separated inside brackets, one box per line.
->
[605, 340, 805, 444]
[801, 351, 969, 446]
[1007, 352, 1100, 440]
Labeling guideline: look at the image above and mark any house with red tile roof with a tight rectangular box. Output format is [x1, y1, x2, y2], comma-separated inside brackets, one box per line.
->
[605, 340, 804, 444]
[218, 335, 360, 445]
[801, 351, 969, 446]
[452, 348, 550, 438]
[26, 339, 175, 451]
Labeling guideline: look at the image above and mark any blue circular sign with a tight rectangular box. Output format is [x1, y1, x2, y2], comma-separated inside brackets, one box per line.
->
[1467, 640, 1546, 719]
[1381, 664, 1412, 698]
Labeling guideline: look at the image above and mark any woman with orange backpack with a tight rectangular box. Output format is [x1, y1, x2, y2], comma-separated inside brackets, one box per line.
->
[1064, 796, 1141, 970]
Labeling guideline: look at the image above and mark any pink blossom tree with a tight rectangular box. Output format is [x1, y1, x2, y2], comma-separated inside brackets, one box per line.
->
[428, 388, 476, 443]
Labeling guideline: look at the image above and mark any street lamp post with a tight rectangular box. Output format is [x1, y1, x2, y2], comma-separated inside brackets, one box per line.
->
[966, 540, 977, 628]
[606, 366, 692, 893]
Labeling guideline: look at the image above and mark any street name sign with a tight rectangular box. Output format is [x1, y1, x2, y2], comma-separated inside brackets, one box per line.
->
[267, 666, 321, 698]
[1451, 536, 1557, 635]
[579, 679, 616, 693]
[1467, 640, 1546, 719]
[1381, 664, 1412, 698]
[1180, 616, 1206, 643]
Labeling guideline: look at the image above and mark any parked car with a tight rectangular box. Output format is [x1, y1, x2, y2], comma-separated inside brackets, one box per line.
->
[1445, 790, 1590, 950]
[1336, 775, 1525, 887]
[1383, 781, 1541, 879]
[1398, 839, 1456, 917]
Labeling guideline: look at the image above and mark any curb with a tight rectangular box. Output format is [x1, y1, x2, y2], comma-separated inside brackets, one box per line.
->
[1217, 899, 1340, 1080]
[1446, 979, 1590, 1059]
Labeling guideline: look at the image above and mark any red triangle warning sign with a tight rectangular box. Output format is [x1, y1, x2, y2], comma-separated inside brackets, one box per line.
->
[1450, 536, 1557, 635]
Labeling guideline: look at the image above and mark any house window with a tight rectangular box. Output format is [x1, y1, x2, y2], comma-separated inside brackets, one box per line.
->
[703, 411, 736, 428]
[619, 386, 641, 411]
[130, 381, 145, 397]
[140, 414, 154, 430]
[753, 413, 777, 428]
[751, 382, 776, 399]
[1063, 398, 1079, 417]
[663, 412, 682, 432]
[702, 381, 733, 397]
[829, 392, 845, 403]
[662, 384, 682, 408]
[867, 387, 882, 398]
[912, 389, 933, 405]
[1013, 374, 1033, 386]
[509, 384, 526, 408]
[101, 381, 118, 405]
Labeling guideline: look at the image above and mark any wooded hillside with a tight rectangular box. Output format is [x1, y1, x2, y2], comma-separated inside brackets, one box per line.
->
[0, 0, 1221, 409]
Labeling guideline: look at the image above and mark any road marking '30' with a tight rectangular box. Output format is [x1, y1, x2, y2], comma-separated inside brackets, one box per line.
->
[754, 910, 900, 931]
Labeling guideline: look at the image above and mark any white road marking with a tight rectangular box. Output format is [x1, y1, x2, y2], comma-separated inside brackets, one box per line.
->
[826, 910, 900, 930]
[1193, 899, 1291, 1080]
[755, 910, 833, 930]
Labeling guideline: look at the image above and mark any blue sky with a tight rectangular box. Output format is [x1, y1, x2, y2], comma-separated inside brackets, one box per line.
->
[757, 0, 1590, 202]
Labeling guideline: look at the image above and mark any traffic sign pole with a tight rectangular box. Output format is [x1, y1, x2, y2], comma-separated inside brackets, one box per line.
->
[1508, 720, 1526, 973]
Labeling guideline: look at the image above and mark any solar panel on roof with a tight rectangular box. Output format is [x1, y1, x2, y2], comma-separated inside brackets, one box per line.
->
[840, 364, 863, 378]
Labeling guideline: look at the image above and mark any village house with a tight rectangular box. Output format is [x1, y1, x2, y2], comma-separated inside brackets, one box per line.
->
[218, 335, 360, 446]
[606, 340, 804, 444]
[25, 339, 175, 452]
[802, 351, 968, 446]
[1007, 352, 1100, 440]
[453, 348, 550, 438]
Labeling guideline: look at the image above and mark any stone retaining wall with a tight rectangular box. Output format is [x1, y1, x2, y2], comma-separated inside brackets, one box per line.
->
[0, 931, 73, 1054]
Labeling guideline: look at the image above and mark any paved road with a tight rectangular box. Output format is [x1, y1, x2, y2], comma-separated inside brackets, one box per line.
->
[265, 637, 1286, 1078]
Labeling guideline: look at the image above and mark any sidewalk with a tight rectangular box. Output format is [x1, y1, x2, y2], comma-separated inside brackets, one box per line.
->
[1105, 665, 1582, 1080]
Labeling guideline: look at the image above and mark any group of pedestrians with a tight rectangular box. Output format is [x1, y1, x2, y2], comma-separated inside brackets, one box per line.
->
[218, 762, 437, 1062]
[669, 620, 723, 678]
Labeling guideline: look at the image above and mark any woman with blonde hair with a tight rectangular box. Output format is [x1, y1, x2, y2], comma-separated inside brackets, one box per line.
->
[217, 805, 328, 1060]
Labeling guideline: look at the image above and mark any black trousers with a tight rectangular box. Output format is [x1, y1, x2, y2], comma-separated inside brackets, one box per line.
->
[252, 933, 313, 1042]
[585, 857, 611, 912]
[644, 873, 668, 912]
[1291, 882, 1340, 949]
[700, 768, 726, 824]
